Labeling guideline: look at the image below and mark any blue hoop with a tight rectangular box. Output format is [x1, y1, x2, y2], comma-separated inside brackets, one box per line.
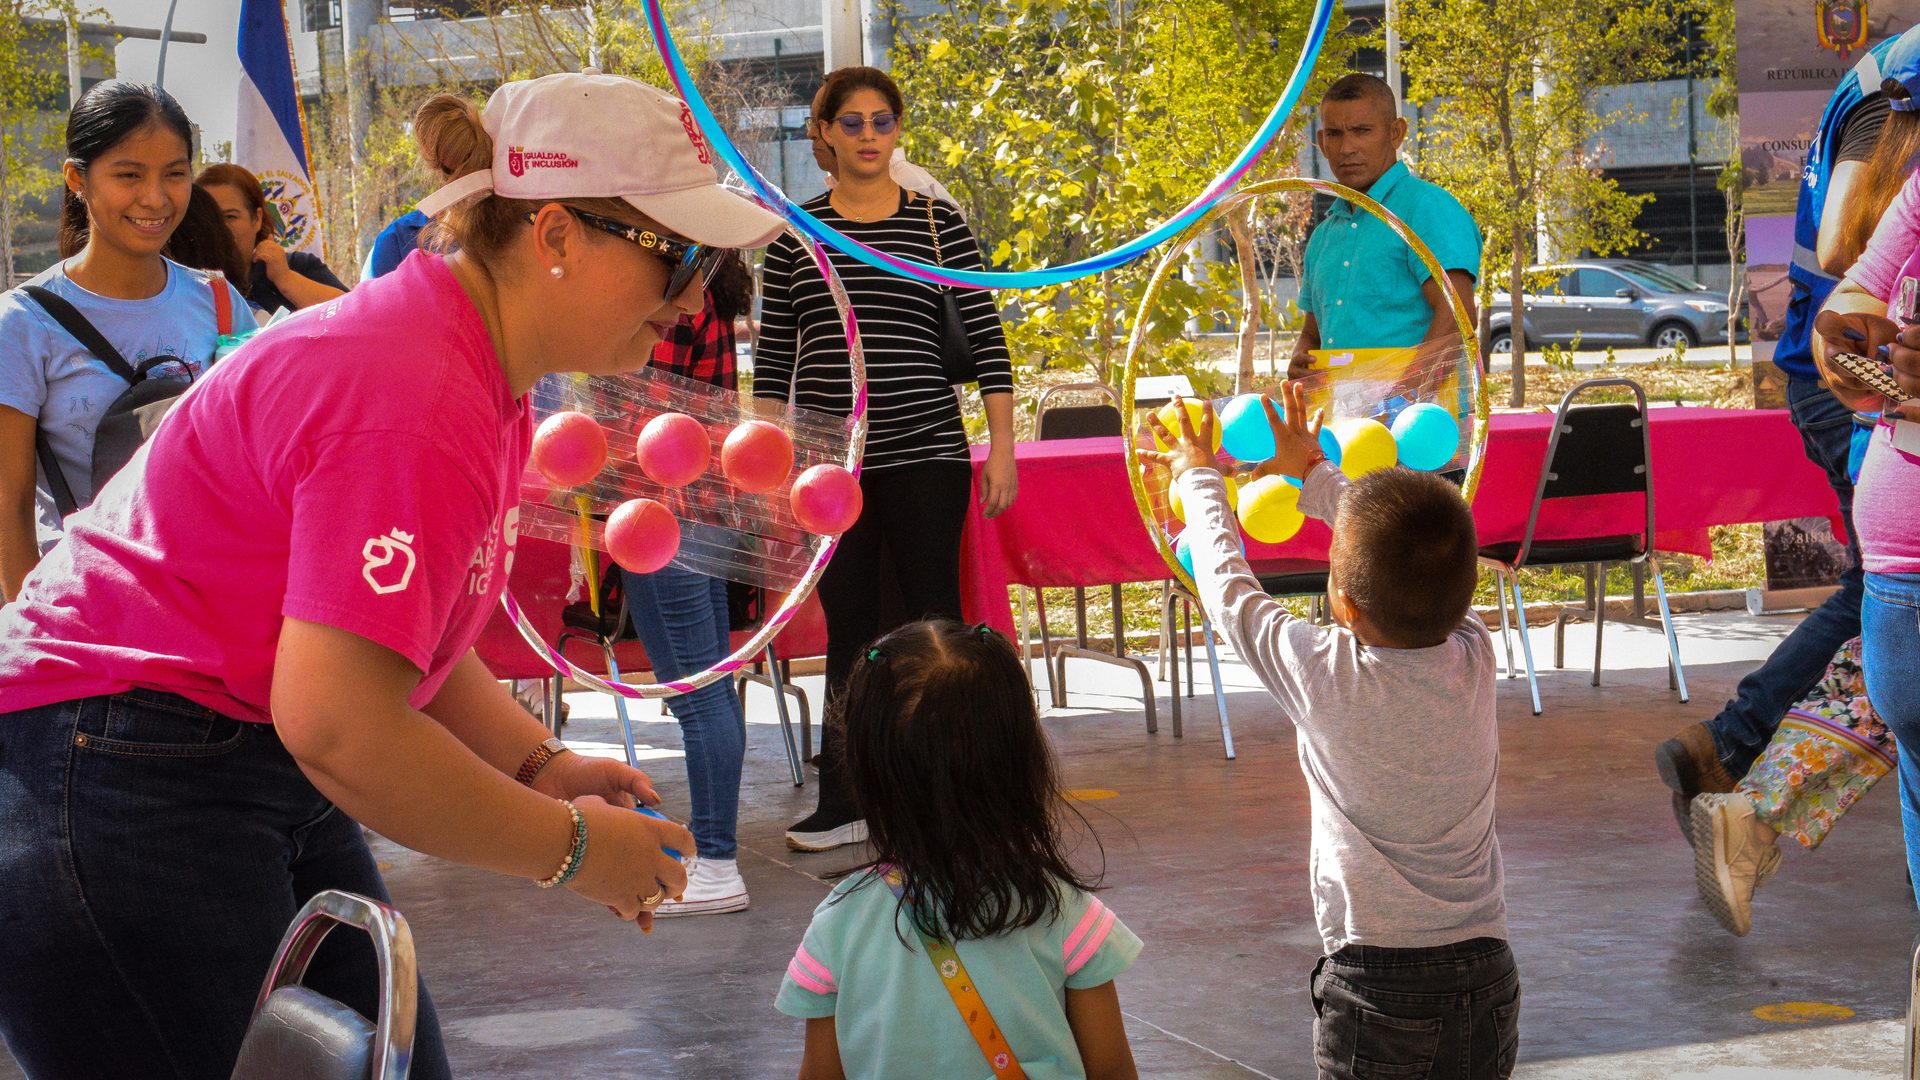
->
[641, 0, 1336, 290]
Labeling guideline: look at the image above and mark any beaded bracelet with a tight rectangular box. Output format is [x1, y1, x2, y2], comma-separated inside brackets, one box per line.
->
[537, 800, 588, 889]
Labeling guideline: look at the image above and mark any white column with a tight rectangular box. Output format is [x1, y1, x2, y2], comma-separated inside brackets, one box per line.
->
[823, 0, 863, 71]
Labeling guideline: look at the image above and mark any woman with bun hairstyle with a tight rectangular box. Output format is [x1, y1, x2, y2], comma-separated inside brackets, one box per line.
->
[196, 161, 348, 313]
[0, 81, 255, 601]
[0, 72, 782, 1077]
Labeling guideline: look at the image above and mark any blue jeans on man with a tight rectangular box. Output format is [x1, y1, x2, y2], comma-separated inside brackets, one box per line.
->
[620, 563, 746, 860]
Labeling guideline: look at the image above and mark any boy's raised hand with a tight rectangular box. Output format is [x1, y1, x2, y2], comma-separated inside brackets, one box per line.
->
[1135, 394, 1218, 480]
[1251, 380, 1328, 483]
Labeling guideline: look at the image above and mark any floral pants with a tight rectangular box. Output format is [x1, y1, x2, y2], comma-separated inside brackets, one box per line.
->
[1738, 638, 1893, 849]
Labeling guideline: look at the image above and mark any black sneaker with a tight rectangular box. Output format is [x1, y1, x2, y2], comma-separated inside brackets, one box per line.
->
[785, 806, 868, 852]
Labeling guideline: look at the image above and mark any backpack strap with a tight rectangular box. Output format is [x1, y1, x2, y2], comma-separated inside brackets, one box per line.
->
[210, 274, 233, 337]
[34, 430, 80, 520]
[21, 285, 138, 385]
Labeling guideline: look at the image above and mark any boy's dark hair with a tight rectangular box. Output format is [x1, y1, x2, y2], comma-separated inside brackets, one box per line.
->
[1322, 71, 1398, 113]
[836, 619, 1098, 942]
[1332, 468, 1478, 646]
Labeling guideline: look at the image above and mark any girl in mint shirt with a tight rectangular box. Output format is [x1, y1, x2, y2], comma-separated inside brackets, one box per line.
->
[777, 620, 1142, 1079]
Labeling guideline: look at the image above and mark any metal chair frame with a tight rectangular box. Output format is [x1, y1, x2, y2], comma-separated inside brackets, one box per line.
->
[240, 890, 416, 1080]
[1482, 377, 1688, 715]
[551, 574, 812, 787]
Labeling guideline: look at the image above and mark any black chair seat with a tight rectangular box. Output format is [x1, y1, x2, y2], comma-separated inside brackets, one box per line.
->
[1480, 535, 1641, 568]
[1247, 558, 1331, 597]
[561, 599, 625, 639]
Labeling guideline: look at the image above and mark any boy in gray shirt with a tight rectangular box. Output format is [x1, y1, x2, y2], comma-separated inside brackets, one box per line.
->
[1142, 383, 1517, 1079]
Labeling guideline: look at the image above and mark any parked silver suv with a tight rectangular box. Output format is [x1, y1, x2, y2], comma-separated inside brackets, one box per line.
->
[1488, 259, 1737, 352]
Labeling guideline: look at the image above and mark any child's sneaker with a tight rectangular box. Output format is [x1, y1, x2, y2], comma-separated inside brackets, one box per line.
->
[785, 807, 868, 852]
[653, 858, 749, 918]
[1690, 792, 1780, 936]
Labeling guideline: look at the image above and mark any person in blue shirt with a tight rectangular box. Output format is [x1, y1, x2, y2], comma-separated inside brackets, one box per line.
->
[1290, 73, 1481, 378]
[365, 207, 431, 281]
[1656, 28, 1920, 835]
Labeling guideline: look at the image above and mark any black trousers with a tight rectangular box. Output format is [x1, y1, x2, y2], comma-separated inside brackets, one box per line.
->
[812, 459, 973, 813]
[1311, 937, 1520, 1080]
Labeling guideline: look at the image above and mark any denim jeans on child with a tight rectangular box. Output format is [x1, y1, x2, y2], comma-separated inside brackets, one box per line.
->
[0, 690, 450, 1079]
[1863, 571, 1920, 905]
[622, 562, 746, 860]
[1707, 377, 1865, 778]
[1310, 937, 1520, 1080]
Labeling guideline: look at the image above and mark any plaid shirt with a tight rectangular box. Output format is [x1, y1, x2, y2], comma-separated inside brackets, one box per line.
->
[650, 299, 738, 391]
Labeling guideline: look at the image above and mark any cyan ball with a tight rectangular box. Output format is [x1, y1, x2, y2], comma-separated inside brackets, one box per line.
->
[1390, 403, 1461, 471]
[1172, 527, 1242, 580]
[1219, 394, 1277, 463]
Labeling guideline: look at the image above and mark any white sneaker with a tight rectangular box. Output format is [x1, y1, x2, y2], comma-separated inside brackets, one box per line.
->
[653, 857, 749, 918]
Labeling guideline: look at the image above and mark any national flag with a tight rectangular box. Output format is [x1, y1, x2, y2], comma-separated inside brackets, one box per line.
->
[234, 0, 324, 257]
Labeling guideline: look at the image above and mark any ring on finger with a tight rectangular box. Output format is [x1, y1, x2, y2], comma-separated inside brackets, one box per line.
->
[641, 886, 667, 906]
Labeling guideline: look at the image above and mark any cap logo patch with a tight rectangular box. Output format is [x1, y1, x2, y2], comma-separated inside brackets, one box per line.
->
[507, 146, 580, 178]
[679, 104, 713, 165]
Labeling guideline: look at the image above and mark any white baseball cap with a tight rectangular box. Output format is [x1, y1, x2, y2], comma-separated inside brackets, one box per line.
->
[417, 69, 786, 249]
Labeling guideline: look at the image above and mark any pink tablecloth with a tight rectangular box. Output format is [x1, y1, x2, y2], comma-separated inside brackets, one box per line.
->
[480, 406, 1841, 676]
[958, 407, 1843, 634]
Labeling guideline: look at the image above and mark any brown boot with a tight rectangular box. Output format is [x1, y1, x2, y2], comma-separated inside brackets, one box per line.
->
[1655, 723, 1736, 843]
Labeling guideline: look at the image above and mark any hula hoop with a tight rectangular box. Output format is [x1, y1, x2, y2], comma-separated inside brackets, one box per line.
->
[641, 0, 1335, 290]
[1120, 176, 1490, 591]
[501, 225, 866, 698]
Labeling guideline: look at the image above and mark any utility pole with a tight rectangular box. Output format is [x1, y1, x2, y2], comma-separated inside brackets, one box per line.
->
[823, 0, 863, 71]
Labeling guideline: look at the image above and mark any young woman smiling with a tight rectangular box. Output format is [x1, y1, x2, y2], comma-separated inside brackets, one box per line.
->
[0, 82, 255, 600]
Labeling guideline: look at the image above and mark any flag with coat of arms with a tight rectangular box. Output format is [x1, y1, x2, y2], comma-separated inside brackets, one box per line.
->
[234, 0, 325, 257]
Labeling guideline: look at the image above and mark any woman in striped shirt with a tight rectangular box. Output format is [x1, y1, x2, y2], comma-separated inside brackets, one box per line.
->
[755, 65, 1017, 852]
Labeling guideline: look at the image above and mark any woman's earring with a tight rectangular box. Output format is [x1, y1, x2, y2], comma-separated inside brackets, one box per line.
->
[550, 266, 564, 280]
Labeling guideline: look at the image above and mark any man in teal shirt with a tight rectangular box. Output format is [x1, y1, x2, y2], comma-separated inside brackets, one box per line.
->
[1291, 73, 1481, 378]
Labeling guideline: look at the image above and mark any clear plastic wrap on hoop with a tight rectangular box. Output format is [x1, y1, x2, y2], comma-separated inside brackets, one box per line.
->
[1137, 340, 1480, 530]
[519, 367, 855, 592]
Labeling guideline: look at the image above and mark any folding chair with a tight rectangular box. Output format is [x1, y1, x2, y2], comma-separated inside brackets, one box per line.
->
[554, 570, 813, 787]
[1479, 377, 1689, 715]
[230, 890, 416, 1080]
[1028, 382, 1178, 736]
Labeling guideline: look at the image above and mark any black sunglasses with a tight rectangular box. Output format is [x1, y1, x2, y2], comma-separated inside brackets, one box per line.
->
[529, 209, 727, 299]
[830, 111, 899, 136]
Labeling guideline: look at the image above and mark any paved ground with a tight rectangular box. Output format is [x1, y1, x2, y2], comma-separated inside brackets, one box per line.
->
[6, 605, 1913, 1078]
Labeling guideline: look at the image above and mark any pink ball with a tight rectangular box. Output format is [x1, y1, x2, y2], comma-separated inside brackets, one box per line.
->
[635, 412, 711, 488]
[721, 420, 796, 494]
[789, 464, 863, 536]
[532, 411, 608, 488]
[605, 498, 681, 573]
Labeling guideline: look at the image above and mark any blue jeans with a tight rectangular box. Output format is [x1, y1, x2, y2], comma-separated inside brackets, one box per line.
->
[622, 563, 745, 860]
[0, 690, 450, 1079]
[1311, 937, 1520, 1079]
[1864, 572, 1920, 907]
[1707, 376, 1865, 777]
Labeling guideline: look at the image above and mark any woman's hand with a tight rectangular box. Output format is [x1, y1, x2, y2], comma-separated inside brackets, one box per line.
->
[1813, 308, 1902, 413]
[980, 443, 1018, 518]
[253, 237, 291, 283]
[1135, 394, 1218, 480]
[530, 750, 661, 809]
[1890, 324, 1920, 420]
[566, 795, 694, 933]
[1250, 381, 1327, 483]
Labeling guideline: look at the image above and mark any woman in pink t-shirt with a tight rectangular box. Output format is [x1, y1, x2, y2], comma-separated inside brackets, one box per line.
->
[1811, 161, 1920, 908]
[0, 72, 784, 1077]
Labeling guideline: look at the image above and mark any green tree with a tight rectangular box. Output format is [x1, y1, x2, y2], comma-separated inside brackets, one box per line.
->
[0, 0, 106, 287]
[889, 0, 1357, 383]
[1399, 0, 1687, 405]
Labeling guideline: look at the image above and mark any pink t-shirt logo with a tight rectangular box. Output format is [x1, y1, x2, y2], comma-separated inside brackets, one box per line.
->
[362, 529, 419, 595]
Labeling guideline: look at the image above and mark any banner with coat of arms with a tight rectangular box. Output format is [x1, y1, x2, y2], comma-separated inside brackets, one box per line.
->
[234, 0, 324, 258]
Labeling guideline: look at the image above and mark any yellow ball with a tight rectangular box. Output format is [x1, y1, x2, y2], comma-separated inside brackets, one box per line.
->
[1169, 474, 1239, 524]
[1331, 416, 1398, 478]
[1151, 399, 1223, 454]
[1237, 475, 1306, 544]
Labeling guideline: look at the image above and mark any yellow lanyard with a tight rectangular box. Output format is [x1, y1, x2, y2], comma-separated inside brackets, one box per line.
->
[883, 868, 1028, 1080]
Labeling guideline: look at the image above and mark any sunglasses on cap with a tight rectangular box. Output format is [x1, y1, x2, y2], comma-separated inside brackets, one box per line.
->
[829, 111, 899, 136]
[530, 208, 728, 299]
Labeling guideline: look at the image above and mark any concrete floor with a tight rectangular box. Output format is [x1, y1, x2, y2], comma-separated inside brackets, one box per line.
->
[5, 607, 1916, 1078]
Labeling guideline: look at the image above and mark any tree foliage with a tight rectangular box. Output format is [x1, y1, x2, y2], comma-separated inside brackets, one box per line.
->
[0, 0, 107, 287]
[889, 0, 1358, 381]
[1399, 0, 1689, 404]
